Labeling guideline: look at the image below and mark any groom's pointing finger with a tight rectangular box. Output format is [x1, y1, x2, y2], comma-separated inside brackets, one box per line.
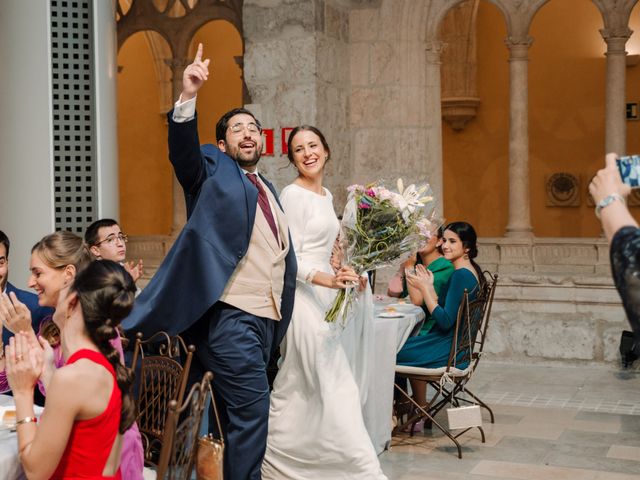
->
[194, 43, 203, 62]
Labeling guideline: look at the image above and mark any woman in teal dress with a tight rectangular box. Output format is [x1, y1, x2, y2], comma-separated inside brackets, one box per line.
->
[397, 222, 484, 373]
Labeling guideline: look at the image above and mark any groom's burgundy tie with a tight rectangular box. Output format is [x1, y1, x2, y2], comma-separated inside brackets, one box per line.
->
[246, 173, 279, 241]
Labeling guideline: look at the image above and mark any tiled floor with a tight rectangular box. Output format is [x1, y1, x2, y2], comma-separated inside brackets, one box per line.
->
[379, 361, 640, 479]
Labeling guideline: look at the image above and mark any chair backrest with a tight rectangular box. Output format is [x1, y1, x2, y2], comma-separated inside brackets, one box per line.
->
[444, 271, 498, 372]
[470, 271, 498, 369]
[131, 331, 195, 465]
[155, 372, 213, 480]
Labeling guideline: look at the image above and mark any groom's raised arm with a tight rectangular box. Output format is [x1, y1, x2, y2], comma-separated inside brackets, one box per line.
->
[168, 43, 211, 195]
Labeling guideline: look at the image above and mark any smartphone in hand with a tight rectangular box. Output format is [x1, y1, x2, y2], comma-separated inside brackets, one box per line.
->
[617, 155, 640, 188]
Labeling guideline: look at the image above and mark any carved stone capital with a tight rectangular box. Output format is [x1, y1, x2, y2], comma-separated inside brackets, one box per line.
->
[441, 97, 481, 131]
[505, 36, 533, 60]
[600, 27, 632, 54]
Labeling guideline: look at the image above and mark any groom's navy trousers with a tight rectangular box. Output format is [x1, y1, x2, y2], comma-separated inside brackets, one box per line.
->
[184, 302, 276, 480]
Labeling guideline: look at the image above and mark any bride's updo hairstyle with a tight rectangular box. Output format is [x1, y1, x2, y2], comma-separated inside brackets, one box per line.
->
[443, 221, 485, 289]
[286, 125, 331, 164]
[70, 260, 137, 433]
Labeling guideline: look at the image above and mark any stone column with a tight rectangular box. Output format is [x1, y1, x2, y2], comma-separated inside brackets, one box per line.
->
[504, 37, 534, 238]
[426, 40, 446, 207]
[165, 58, 191, 235]
[601, 28, 631, 155]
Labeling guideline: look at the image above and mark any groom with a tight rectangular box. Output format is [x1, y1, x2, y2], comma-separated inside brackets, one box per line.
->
[123, 44, 297, 479]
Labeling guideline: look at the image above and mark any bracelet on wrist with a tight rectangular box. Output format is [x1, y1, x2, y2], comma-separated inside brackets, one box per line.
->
[595, 193, 626, 219]
[15, 416, 37, 426]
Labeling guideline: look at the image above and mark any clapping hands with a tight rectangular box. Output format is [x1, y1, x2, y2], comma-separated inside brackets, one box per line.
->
[5, 333, 44, 395]
[405, 264, 435, 292]
[0, 292, 33, 335]
[124, 258, 144, 283]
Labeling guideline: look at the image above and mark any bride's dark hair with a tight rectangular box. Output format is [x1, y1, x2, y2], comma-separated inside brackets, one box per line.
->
[70, 260, 137, 433]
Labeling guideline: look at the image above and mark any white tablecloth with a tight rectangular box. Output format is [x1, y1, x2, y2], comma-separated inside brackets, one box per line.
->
[0, 395, 25, 480]
[362, 300, 425, 454]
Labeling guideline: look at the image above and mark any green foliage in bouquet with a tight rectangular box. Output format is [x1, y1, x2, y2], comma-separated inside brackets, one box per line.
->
[326, 179, 440, 323]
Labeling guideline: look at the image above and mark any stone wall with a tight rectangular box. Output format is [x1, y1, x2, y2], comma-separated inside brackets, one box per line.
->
[349, 0, 443, 203]
[243, 0, 352, 207]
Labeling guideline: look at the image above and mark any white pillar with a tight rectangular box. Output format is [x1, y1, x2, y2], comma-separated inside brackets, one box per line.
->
[0, 1, 55, 289]
[504, 37, 534, 238]
[94, 0, 120, 220]
[601, 28, 631, 155]
[0, 0, 118, 288]
[426, 40, 446, 207]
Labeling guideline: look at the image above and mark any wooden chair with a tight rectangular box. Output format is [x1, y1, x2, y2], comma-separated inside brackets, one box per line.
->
[130, 331, 196, 466]
[393, 271, 497, 458]
[155, 372, 213, 480]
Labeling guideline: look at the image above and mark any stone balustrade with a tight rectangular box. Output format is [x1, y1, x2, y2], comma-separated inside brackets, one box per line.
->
[130, 234, 632, 367]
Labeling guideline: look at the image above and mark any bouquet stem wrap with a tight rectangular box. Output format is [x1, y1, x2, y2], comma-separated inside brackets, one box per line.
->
[325, 179, 441, 323]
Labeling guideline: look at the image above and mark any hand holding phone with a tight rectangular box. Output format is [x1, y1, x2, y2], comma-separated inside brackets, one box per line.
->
[617, 155, 640, 188]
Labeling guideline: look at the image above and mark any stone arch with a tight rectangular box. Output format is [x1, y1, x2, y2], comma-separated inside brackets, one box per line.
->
[115, 0, 245, 233]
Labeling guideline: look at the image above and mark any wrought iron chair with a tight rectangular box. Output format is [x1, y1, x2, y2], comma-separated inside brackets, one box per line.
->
[130, 331, 195, 466]
[393, 271, 497, 458]
[441, 271, 498, 423]
[155, 372, 213, 480]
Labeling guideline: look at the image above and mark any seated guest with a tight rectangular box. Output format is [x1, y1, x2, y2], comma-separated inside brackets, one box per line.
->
[397, 222, 484, 406]
[0, 230, 53, 393]
[5, 260, 136, 479]
[0, 232, 144, 480]
[85, 218, 144, 283]
[387, 228, 454, 335]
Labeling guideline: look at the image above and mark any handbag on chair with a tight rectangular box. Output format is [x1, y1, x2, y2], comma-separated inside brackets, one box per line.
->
[196, 383, 224, 480]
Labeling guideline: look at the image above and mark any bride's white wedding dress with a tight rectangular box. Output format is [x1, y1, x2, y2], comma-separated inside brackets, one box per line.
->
[262, 183, 387, 480]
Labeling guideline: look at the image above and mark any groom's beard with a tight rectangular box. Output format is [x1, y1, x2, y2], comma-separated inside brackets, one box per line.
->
[224, 138, 263, 170]
[234, 150, 261, 170]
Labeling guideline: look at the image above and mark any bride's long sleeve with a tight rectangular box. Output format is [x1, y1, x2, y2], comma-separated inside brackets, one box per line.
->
[280, 187, 317, 284]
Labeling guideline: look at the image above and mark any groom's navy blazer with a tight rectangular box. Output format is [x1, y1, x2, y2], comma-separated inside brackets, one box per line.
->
[3, 282, 53, 346]
[123, 113, 297, 354]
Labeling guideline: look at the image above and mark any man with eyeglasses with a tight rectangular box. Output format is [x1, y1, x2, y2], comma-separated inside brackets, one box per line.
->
[0, 230, 53, 376]
[85, 218, 144, 283]
[123, 43, 297, 480]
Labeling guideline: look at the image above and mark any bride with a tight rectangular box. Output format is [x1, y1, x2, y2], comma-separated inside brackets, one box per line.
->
[262, 126, 387, 479]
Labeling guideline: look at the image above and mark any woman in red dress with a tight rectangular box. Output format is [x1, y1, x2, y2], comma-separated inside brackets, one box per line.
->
[5, 260, 137, 479]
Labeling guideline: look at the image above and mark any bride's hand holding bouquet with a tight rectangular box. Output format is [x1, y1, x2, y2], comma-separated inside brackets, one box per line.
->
[325, 178, 441, 323]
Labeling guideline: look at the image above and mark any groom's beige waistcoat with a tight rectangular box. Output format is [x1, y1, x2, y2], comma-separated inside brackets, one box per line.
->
[219, 183, 289, 321]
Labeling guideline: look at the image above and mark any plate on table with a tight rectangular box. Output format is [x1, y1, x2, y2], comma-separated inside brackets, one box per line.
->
[378, 312, 405, 318]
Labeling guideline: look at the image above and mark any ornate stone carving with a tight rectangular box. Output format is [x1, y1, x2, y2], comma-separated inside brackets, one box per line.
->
[439, 0, 480, 130]
[545, 173, 580, 207]
[441, 97, 481, 130]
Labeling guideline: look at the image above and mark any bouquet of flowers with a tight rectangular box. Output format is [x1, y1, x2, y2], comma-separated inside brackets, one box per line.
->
[325, 178, 441, 323]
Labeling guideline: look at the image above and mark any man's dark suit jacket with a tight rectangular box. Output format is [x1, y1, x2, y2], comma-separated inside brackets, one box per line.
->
[123, 113, 297, 355]
[3, 282, 54, 346]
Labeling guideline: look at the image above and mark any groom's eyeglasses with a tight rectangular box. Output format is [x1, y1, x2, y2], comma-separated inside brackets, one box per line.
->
[228, 122, 261, 135]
